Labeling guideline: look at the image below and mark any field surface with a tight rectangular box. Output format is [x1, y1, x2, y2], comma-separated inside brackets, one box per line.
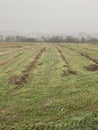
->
[0, 43, 98, 130]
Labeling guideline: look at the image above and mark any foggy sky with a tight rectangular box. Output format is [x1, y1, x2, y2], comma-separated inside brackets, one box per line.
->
[0, 0, 98, 34]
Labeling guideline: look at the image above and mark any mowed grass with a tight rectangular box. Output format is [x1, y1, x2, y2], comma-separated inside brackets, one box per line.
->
[0, 43, 98, 130]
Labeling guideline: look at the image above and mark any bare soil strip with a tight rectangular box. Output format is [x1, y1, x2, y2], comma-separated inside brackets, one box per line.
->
[10, 47, 46, 87]
[0, 53, 24, 67]
[64, 46, 98, 71]
[55, 45, 77, 76]
[0, 46, 29, 57]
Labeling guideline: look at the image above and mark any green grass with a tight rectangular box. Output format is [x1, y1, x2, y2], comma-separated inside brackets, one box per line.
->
[0, 43, 98, 130]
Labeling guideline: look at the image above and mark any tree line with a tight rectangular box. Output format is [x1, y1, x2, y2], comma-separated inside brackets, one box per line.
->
[0, 35, 98, 43]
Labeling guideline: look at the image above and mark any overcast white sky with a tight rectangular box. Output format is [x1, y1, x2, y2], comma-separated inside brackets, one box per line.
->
[0, 0, 98, 34]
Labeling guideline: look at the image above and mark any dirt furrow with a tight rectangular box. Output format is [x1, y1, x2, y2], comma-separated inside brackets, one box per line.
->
[55, 46, 70, 67]
[64, 46, 98, 63]
[54, 45, 77, 76]
[0, 53, 24, 67]
[63, 46, 98, 71]
[0, 46, 29, 57]
[10, 47, 46, 87]
[81, 47, 98, 53]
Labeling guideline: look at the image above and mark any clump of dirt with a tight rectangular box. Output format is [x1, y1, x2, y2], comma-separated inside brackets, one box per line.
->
[63, 69, 77, 76]
[38, 62, 42, 65]
[9, 74, 29, 86]
[85, 64, 98, 71]
[63, 64, 67, 67]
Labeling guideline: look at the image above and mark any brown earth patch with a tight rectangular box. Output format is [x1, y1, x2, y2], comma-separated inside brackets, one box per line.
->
[10, 47, 46, 87]
[38, 62, 43, 66]
[63, 69, 77, 76]
[9, 74, 28, 86]
[85, 64, 98, 71]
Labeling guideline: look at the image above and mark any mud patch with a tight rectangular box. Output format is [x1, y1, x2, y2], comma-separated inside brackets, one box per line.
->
[9, 74, 29, 86]
[85, 64, 98, 71]
[62, 69, 77, 76]
[38, 62, 43, 66]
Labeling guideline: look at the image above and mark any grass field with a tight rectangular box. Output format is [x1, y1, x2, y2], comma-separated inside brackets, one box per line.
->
[0, 42, 98, 130]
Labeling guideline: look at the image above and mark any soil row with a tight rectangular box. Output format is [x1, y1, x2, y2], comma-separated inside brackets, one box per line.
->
[81, 47, 98, 53]
[10, 47, 46, 87]
[55, 45, 77, 76]
[0, 53, 24, 67]
[0, 46, 30, 57]
[64, 46, 98, 71]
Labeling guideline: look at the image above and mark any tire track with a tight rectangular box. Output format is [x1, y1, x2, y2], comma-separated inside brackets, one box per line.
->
[10, 47, 46, 88]
[54, 45, 77, 76]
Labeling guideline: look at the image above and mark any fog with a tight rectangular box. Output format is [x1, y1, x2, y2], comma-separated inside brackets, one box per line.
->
[0, 0, 98, 34]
